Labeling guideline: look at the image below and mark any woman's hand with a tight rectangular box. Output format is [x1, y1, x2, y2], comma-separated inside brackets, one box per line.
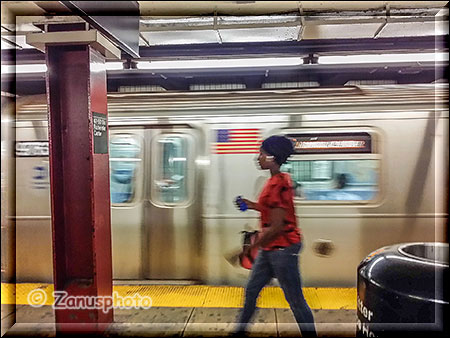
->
[239, 244, 254, 260]
[235, 197, 258, 210]
[242, 198, 256, 210]
[251, 208, 286, 248]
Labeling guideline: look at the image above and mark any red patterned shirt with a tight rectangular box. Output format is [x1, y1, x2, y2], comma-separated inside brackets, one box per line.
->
[257, 172, 301, 251]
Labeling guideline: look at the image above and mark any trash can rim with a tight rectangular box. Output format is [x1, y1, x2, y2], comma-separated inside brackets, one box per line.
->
[397, 242, 448, 267]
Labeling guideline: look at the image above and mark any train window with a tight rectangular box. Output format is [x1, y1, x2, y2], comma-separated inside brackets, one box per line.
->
[109, 134, 141, 204]
[282, 131, 379, 202]
[152, 134, 190, 205]
[282, 159, 379, 201]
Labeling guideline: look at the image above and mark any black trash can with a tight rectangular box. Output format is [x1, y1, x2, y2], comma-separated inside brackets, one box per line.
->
[357, 242, 448, 337]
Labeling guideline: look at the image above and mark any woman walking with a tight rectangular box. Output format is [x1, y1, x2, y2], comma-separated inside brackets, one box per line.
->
[233, 135, 317, 337]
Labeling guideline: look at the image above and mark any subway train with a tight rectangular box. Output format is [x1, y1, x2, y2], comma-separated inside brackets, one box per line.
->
[10, 84, 449, 287]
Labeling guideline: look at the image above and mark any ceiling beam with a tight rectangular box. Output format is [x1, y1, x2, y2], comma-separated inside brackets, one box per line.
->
[2, 36, 446, 64]
[135, 36, 446, 60]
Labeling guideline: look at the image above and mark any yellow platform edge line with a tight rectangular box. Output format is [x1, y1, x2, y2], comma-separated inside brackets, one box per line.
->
[1, 283, 356, 310]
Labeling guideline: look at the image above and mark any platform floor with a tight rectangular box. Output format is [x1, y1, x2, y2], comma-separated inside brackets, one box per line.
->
[1, 283, 356, 310]
[2, 283, 357, 337]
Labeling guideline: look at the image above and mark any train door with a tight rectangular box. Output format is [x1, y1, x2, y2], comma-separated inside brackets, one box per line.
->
[144, 127, 202, 280]
[109, 129, 145, 279]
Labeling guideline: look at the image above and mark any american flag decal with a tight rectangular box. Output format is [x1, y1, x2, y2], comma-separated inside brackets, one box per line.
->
[213, 129, 262, 154]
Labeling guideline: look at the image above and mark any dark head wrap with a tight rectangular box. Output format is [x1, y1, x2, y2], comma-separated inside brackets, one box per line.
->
[261, 135, 294, 165]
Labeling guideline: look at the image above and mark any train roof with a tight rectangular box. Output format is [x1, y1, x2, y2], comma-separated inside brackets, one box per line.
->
[13, 83, 448, 121]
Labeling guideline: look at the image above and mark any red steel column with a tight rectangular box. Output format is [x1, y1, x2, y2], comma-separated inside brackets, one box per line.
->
[45, 44, 113, 334]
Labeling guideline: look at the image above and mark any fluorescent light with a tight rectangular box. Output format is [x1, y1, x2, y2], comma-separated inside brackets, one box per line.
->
[2, 62, 123, 74]
[320, 52, 449, 64]
[92, 62, 125, 72]
[137, 57, 303, 70]
[4, 52, 446, 75]
[1, 64, 47, 74]
[106, 62, 124, 70]
[138, 53, 448, 69]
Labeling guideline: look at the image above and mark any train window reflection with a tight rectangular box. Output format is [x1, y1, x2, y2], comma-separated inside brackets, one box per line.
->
[153, 135, 189, 205]
[282, 159, 379, 201]
[109, 135, 141, 204]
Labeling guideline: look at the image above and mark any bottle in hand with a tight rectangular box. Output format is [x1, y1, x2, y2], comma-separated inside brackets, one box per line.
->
[235, 196, 248, 211]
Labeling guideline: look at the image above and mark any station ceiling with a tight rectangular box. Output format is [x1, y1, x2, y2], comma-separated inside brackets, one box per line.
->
[1, 1, 449, 94]
[2, 1, 448, 46]
[2, 1, 448, 18]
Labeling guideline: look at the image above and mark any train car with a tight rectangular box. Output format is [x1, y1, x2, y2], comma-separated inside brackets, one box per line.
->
[13, 84, 448, 287]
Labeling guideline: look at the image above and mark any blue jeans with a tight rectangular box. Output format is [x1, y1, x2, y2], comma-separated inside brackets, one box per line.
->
[235, 242, 317, 337]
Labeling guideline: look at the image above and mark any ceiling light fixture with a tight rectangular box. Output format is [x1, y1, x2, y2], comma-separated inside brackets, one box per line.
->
[319, 52, 448, 64]
[137, 57, 304, 70]
[3, 52, 446, 74]
[1, 64, 47, 74]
